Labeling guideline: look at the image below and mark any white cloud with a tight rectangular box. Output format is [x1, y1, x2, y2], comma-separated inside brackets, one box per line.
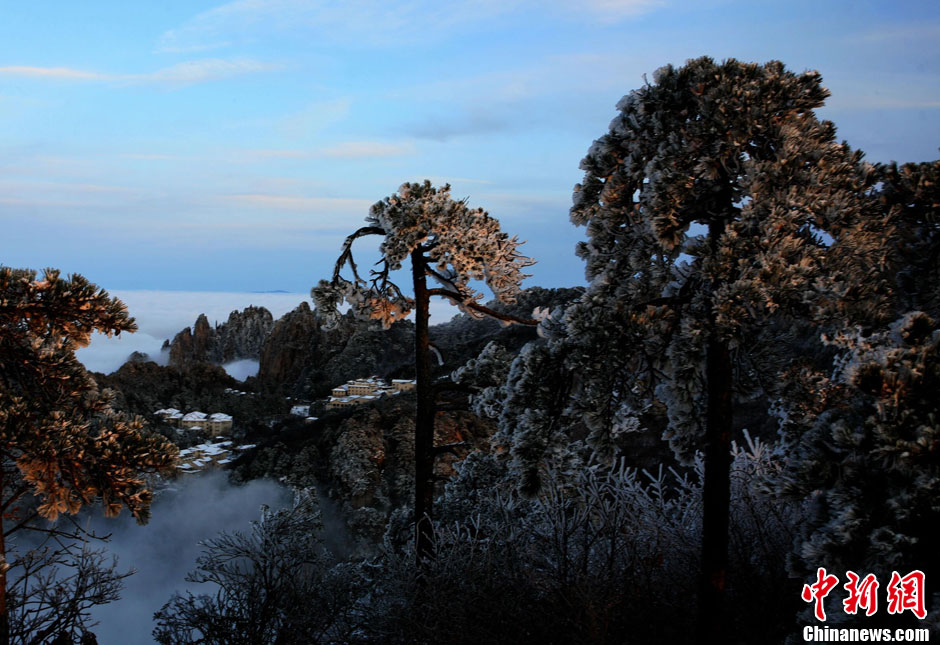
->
[238, 149, 311, 159]
[470, 191, 571, 220]
[317, 141, 415, 158]
[0, 65, 108, 80]
[222, 359, 260, 380]
[224, 142, 414, 160]
[279, 98, 352, 138]
[136, 58, 281, 85]
[220, 193, 373, 213]
[0, 179, 140, 209]
[574, 0, 665, 21]
[0, 58, 279, 87]
[156, 0, 664, 53]
[423, 176, 494, 186]
[120, 153, 182, 161]
[828, 97, 940, 110]
[0, 179, 134, 194]
[848, 23, 940, 43]
[393, 52, 653, 140]
[824, 75, 940, 112]
[157, 0, 519, 51]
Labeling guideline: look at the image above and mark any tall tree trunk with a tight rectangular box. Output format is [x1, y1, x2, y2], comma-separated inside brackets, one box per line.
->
[411, 249, 435, 565]
[697, 217, 734, 642]
[697, 336, 733, 642]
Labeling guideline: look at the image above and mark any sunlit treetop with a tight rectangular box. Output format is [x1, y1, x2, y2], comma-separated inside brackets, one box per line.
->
[313, 180, 535, 328]
[0, 266, 176, 525]
[0, 267, 136, 349]
[570, 56, 899, 343]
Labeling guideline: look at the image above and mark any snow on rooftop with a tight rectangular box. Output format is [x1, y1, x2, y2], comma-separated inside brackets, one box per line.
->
[182, 411, 207, 421]
[208, 413, 232, 421]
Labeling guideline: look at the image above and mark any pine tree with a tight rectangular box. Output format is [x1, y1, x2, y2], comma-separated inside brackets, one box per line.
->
[560, 57, 890, 639]
[875, 159, 940, 318]
[775, 160, 940, 623]
[0, 266, 178, 643]
[778, 313, 939, 585]
[313, 181, 535, 562]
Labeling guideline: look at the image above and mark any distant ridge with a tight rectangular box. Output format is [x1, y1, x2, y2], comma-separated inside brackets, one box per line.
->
[250, 289, 291, 293]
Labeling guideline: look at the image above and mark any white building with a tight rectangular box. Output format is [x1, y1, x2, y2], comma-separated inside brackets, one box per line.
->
[290, 404, 311, 417]
[154, 409, 233, 434]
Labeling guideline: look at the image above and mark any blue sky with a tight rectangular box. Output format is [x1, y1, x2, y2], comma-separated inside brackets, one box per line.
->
[2, 0, 938, 294]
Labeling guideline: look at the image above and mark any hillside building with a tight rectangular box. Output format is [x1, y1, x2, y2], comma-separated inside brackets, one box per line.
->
[324, 376, 416, 410]
[154, 408, 234, 434]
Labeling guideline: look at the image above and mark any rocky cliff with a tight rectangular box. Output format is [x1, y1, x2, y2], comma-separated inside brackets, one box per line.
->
[160, 288, 582, 394]
[164, 306, 275, 367]
[93, 360, 286, 428]
[256, 303, 415, 397]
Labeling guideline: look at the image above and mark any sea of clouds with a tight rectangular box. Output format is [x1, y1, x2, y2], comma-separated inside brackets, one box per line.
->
[75, 290, 462, 378]
[74, 290, 308, 377]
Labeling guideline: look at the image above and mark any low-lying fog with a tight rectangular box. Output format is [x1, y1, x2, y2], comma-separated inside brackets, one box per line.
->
[80, 472, 292, 644]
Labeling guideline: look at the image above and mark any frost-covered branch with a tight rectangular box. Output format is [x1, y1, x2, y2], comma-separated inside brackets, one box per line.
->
[427, 288, 537, 326]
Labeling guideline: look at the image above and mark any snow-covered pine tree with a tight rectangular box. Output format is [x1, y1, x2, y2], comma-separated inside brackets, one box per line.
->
[778, 313, 939, 587]
[0, 267, 178, 643]
[560, 57, 889, 639]
[774, 160, 940, 625]
[875, 159, 940, 319]
[312, 181, 535, 562]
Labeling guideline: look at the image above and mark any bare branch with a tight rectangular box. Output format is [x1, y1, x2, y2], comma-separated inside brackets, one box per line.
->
[369, 257, 408, 303]
[1, 484, 31, 515]
[331, 226, 386, 285]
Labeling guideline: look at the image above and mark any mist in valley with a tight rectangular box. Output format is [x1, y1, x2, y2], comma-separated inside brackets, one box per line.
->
[73, 473, 292, 644]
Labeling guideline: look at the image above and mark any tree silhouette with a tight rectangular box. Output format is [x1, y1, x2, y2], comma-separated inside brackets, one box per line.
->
[313, 181, 535, 561]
